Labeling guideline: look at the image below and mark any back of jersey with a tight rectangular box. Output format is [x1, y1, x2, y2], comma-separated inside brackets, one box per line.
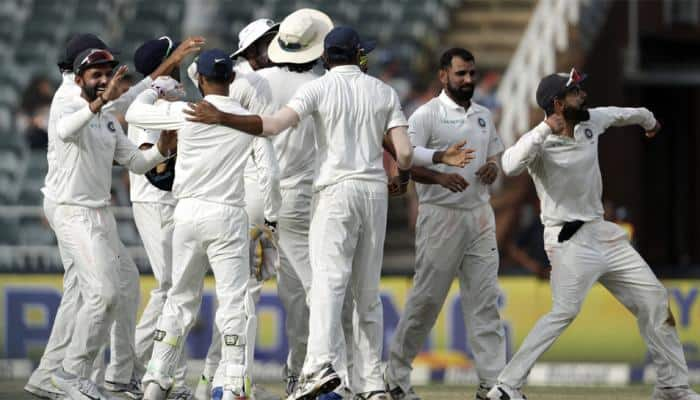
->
[287, 65, 407, 190]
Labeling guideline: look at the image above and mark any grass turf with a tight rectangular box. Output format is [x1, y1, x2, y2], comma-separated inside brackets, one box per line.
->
[4, 380, 699, 399]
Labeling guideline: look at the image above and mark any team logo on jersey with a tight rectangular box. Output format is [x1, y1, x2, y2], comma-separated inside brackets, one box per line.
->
[584, 128, 593, 139]
[107, 121, 116, 132]
[478, 117, 486, 127]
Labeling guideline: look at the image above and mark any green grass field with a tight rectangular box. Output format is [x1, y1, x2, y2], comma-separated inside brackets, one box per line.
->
[3, 380, 698, 400]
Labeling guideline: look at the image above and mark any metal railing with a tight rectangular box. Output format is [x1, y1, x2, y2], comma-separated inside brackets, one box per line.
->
[496, 0, 584, 147]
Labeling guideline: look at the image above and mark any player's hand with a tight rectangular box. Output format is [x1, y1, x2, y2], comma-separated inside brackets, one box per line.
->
[436, 173, 468, 192]
[167, 36, 205, 64]
[544, 113, 565, 135]
[151, 76, 184, 101]
[645, 121, 661, 138]
[388, 176, 408, 196]
[157, 130, 178, 156]
[436, 140, 475, 167]
[475, 161, 499, 185]
[184, 100, 222, 124]
[102, 65, 129, 101]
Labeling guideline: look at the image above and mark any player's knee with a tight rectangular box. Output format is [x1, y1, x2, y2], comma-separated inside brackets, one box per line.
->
[354, 295, 382, 320]
[550, 302, 582, 324]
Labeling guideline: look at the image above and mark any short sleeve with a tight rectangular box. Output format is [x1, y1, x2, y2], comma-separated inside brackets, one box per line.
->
[286, 80, 320, 120]
[407, 108, 430, 147]
[386, 88, 408, 131]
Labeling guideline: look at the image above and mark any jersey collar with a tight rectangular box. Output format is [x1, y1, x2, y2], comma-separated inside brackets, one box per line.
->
[438, 90, 477, 116]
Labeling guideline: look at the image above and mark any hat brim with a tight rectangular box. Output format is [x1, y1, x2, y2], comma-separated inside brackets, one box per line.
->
[230, 23, 280, 59]
[360, 39, 376, 54]
[267, 9, 333, 64]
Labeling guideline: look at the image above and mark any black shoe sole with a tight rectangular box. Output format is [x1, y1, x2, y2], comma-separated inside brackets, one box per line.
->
[296, 375, 341, 400]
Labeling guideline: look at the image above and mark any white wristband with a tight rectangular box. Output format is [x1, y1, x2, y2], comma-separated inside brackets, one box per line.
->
[412, 146, 437, 167]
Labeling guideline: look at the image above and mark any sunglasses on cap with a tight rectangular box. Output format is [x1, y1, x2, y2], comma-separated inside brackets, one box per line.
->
[76, 49, 117, 73]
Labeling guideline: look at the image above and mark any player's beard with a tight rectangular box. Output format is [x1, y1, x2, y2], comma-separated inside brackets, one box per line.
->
[563, 103, 590, 123]
[83, 83, 107, 102]
[446, 81, 474, 103]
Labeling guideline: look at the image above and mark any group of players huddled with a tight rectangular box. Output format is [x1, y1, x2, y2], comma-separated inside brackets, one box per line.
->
[23, 6, 699, 400]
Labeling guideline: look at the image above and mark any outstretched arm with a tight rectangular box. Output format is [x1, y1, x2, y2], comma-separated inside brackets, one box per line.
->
[183, 101, 300, 137]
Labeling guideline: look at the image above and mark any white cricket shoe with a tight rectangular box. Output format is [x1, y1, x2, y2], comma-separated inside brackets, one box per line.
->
[486, 384, 527, 400]
[168, 386, 195, 400]
[286, 363, 341, 400]
[652, 386, 700, 400]
[354, 391, 390, 399]
[104, 378, 144, 399]
[476, 383, 492, 400]
[51, 368, 101, 400]
[24, 382, 65, 400]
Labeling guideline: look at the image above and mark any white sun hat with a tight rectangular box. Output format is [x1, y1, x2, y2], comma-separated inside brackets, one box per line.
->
[231, 18, 280, 58]
[267, 8, 333, 64]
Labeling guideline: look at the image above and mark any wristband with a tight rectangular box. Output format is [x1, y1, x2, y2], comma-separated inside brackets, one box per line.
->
[412, 146, 437, 167]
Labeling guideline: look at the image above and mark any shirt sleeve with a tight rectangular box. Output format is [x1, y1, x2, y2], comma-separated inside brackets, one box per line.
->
[114, 128, 167, 174]
[55, 97, 94, 141]
[591, 107, 657, 133]
[501, 121, 551, 176]
[286, 80, 320, 120]
[103, 76, 153, 115]
[125, 89, 187, 131]
[386, 88, 408, 131]
[251, 137, 281, 222]
[407, 108, 430, 147]
[486, 113, 505, 157]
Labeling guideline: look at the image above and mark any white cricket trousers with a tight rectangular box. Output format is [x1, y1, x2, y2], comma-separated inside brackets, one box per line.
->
[202, 183, 355, 387]
[144, 198, 250, 390]
[30, 198, 140, 385]
[498, 219, 689, 388]
[303, 179, 388, 394]
[128, 202, 188, 387]
[386, 203, 506, 391]
[49, 202, 140, 378]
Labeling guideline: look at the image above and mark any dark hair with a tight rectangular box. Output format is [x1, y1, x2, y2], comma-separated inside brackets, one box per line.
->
[439, 48, 475, 70]
[278, 60, 317, 73]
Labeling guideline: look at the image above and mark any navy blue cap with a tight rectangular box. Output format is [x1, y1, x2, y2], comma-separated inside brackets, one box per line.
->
[134, 36, 181, 76]
[196, 49, 234, 81]
[536, 68, 587, 111]
[324, 26, 376, 55]
[59, 33, 114, 70]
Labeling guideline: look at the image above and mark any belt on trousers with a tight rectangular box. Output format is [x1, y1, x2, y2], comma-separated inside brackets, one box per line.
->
[558, 220, 585, 243]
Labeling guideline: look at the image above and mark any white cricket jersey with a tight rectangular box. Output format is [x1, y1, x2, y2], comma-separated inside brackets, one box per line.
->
[125, 90, 255, 207]
[286, 65, 408, 190]
[127, 107, 177, 205]
[234, 60, 253, 75]
[42, 74, 164, 208]
[231, 66, 318, 188]
[501, 107, 657, 227]
[409, 91, 505, 210]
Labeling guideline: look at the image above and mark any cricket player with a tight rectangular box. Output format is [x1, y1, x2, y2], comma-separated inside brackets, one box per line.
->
[184, 27, 475, 400]
[125, 49, 259, 400]
[190, 19, 282, 400]
[385, 48, 506, 400]
[123, 36, 196, 400]
[43, 45, 181, 400]
[29, 33, 198, 400]
[487, 69, 700, 400]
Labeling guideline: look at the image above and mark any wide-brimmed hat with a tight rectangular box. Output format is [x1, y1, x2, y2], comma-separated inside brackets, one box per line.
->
[267, 8, 333, 64]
